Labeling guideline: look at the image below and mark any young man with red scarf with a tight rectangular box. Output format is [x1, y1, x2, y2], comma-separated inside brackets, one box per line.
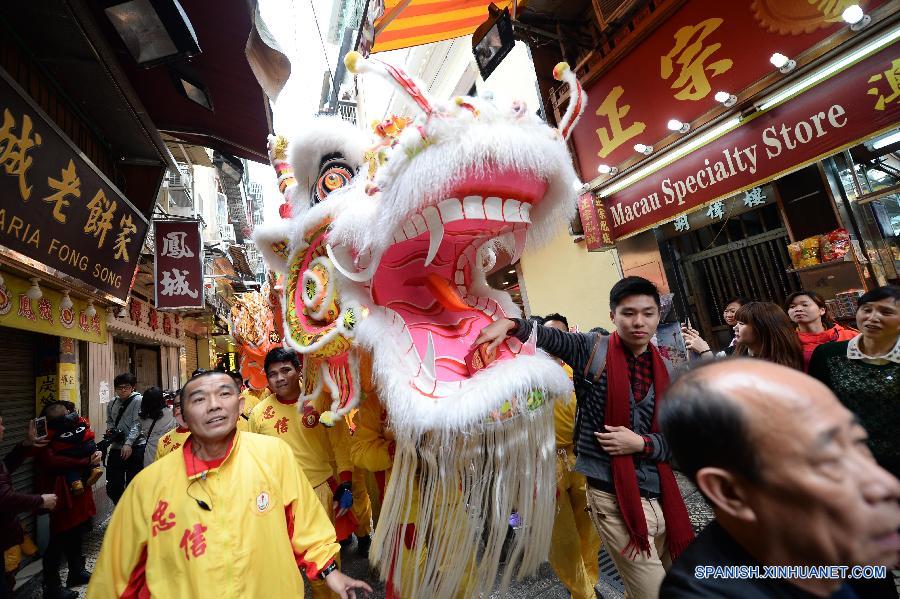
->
[475, 276, 694, 599]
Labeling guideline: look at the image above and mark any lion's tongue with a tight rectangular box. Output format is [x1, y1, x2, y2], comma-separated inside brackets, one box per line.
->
[423, 273, 469, 312]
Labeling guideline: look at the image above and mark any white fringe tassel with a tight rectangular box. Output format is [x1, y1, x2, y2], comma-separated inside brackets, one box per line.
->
[371, 396, 558, 598]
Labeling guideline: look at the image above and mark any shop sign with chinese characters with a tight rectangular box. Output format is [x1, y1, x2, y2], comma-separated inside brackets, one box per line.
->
[154, 220, 203, 309]
[0, 268, 107, 343]
[577, 192, 616, 251]
[569, 0, 886, 176]
[601, 42, 900, 239]
[0, 68, 148, 303]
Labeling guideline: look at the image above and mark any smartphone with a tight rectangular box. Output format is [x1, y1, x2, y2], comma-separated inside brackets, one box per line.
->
[33, 416, 48, 440]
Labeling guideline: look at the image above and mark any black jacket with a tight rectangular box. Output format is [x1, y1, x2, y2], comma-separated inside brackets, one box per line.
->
[0, 444, 42, 551]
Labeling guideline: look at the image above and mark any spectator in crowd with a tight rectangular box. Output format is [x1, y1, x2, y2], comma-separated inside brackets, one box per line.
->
[0, 416, 56, 598]
[137, 387, 176, 468]
[103, 373, 142, 504]
[154, 392, 190, 461]
[786, 291, 857, 370]
[250, 347, 356, 599]
[542, 313, 602, 599]
[43, 402, 103, 496]
[659, 359, 900, 598]
[731, 302, 804, 370]
[87, 371, 371, 598]
[475, 276, 694, 599]
[36, 403, 103, 598]
[720, 297, 750, 356]
[809, 285, 900, 479]
[682, 297, 751, 359]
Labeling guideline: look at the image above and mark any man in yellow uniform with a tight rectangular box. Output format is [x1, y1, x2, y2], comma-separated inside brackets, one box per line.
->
[87, 370, 371, 599]
[249, 347, 356, 599]
[155, 393, 190, 461]
[543, 314, 601, 599]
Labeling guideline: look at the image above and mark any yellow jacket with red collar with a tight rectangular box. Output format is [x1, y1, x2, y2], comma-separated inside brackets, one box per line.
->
[154, 426, 190, 461]
[87, 431, 339, 599]
[248, 392, 352, 489]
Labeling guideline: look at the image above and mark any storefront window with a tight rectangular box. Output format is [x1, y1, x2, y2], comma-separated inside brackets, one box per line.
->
[824, 128, 900, 285]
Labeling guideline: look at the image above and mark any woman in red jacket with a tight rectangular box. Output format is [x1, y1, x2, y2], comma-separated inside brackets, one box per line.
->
[785, 291, 857, 370]
[0, 415, 57, 598]
[35, 402, 102, 599]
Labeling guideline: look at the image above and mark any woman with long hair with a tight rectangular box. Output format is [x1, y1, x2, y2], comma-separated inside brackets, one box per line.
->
[136, 387, 175, 468]
[732, 301, 804, 370]
[682, 296, 751, 357]
[785, 290, 857, 369]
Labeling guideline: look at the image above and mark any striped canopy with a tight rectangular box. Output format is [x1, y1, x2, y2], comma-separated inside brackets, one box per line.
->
[373, 0, 516, 53]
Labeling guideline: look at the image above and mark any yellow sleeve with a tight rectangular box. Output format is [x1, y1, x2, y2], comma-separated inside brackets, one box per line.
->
[280, 442, 340, 578]
[86, 474, 150, 598]
[327, 417, 353, 481]
[248, 404, 261, 434]
[350, 394, 392, 472]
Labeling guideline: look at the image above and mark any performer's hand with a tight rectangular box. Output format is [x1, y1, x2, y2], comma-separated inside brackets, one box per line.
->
[594, 426, 644, 455]
[324, 569, 372, 599]
[473, 318, 516, 352]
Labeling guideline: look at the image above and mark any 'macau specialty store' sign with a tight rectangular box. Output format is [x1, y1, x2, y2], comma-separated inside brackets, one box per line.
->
[0, 68, 148, 303]
[568, 0, 887, 176]
[601, 41, 900, 239]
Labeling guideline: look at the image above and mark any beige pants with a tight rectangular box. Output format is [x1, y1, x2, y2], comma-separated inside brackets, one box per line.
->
[585, 487, 671, 599]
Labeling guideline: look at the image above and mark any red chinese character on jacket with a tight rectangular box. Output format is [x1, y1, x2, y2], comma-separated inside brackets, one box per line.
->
[274, 417, 288, 434]
[151, 500, 176, 537]
[180, 523, 208, 560]
[263, 406, 275, 420]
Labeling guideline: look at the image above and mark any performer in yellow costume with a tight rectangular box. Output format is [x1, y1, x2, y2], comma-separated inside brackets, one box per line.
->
[249, 347, 355, 599]
[87, 371, 371, 599]
[543, 315, 601, 599]
[155, 394, 190, 461]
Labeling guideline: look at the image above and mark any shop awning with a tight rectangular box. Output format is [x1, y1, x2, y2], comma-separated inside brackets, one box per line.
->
[373, 0, 516, 53]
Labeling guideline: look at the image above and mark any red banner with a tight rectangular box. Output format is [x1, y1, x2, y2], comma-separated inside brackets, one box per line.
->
[153, 221, 204, 309]
[570, 0, 885, 177]
[577, 192, 616, 250]
[602, 42, 900, 239]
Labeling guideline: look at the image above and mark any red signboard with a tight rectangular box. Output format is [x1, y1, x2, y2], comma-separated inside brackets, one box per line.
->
[570, 0, 884, 177]
[577, 192, 616, 250]
[602, 42, 900, 239]
[154, 220, 204, 309]
[0, 67, 148, 302]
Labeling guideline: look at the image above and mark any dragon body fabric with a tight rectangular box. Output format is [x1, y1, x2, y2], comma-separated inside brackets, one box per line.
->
[254, 53, 587, 597]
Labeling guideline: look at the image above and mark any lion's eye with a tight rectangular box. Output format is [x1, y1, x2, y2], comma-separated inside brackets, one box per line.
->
[313, 160, 354, 205]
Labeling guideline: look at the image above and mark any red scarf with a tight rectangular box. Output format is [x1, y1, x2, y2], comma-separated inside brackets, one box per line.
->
[604, 332, 694, 561]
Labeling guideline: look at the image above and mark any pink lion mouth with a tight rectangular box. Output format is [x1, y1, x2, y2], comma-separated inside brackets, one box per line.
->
[369, 167, 547, 397]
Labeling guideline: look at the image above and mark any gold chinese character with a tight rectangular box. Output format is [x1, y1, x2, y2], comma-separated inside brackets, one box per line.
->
[84, 190, 117, 248]
[602, 233, 613, 245]
[661, 18, 733, 101]
[0, 109, 42, 200]
[44, 160, 80, 224]
[114, 213, 136, 261]
[867, 58, 900, 111]
[595, 86, 646, 159]
[600, 220, 610, 232]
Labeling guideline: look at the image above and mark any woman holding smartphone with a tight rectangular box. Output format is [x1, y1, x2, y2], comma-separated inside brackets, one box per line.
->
[1, 416, 57, 597]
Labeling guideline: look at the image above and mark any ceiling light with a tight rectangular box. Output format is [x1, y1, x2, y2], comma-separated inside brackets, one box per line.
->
[60, 291, 74, 311]
[873, 130, 900, 150]
[842, 5, 870, 29]
[104, 0, 200, 67]
[714, 91, 737, 107]
[26, 278, 42, 301]
[634, 143, 653, 155]
[598, 164, 618, 175]
[770, 53, 796, 73]
[85, 300, 97, 318]
[667, 119, 690, 133]
[758, 25, 900, 112]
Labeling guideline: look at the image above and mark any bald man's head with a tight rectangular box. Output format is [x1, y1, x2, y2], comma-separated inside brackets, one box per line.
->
[661, 358, 900, 569]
